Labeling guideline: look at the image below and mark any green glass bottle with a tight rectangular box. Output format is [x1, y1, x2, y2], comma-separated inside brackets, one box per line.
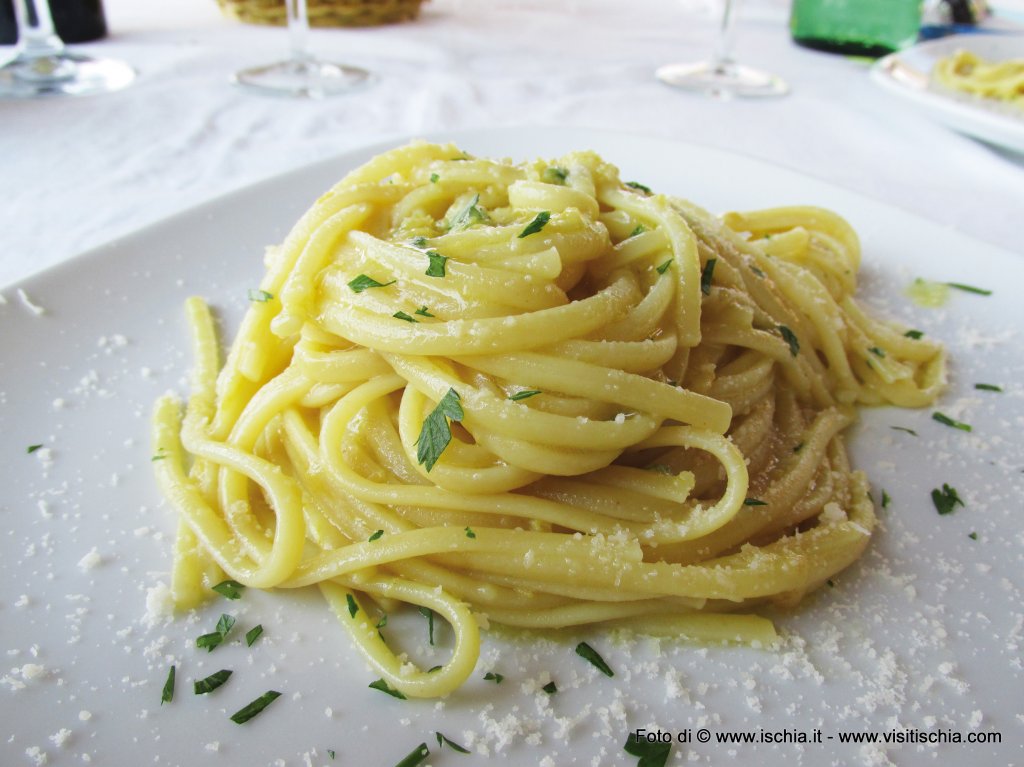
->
[790, 0, 922, 58]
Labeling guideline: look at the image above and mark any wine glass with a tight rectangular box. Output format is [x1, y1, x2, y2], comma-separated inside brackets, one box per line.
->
[232, 0, 371, 98]
[0, 0, 134, 98]
[656, 0, 787, 98]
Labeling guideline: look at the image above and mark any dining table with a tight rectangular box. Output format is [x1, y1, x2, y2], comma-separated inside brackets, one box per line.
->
[2, 2, 1024, 767]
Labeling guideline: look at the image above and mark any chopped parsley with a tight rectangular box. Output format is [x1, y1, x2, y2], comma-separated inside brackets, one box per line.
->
[247, 289, 273, 302]
[628, 224, 646, 238]
[211, 579, 244, 600]
[447, 193, 486, 232]
[410, 236, 429, 249]
[891, 426, 918, 436]
[368, 529, 385, 542]
[700, 258, 717, 295]
[624, 732, 671, 767]
[904, 329, 924, 339]
[415, 388, 463, 471]
[414, 305, 435, 318]
[328, 750, 336, 760]
[656, 258, 673, 275]
[348, 274, 395, 293]
[932, 484, 964, 515]
[778, 325, 800, 356]
[575, 641, 613, 677]
[624, 180, 652, 195]
[394, 743, 430, 767]
[26, 444, 43, 454]
[743, 498, 768, 507]
[483, 672, 504, 684]
[196, 613, 235, 652]
[465, 526, 476, 538]
[161, 665, 175, 704]
[429, 172, 440, 183]
[946, 281, 992, 296]
[518, 211, 551, 238]
[968, 532, 978, 541]
[750, 265, 766, 278]
[881, 490, 891, 509]
[869, 346, 886, 358]
[369, 678, 407, 699]
[346, 594, 359, 618]
[418, 606, 435, 645]
[435, 732, 470, 754]
[542, 681, 558, 694]
[509, 389, 542, 401]
[393, 311, 418, 323]
[543, 166, 568, 184]
[230, 690, 281, 724]
[425, 251, 448, 278]
[974, 383, 1002, 392]
[245, 624, 263, 647]
[151, 452, 166, 461]
[932, 411, 971, 432]
[193, 669, 232, 695]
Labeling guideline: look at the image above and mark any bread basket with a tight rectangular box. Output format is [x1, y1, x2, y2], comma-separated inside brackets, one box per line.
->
[217, 0, 426, 27]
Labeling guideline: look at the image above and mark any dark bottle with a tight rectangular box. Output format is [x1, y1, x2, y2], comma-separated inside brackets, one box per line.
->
[1, 0, 107, 45]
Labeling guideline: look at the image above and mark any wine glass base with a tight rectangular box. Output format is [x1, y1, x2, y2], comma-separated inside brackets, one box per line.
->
[232, 58, 372, 99]
[0, 52, 134, 98]
[656, 60, 788, 98]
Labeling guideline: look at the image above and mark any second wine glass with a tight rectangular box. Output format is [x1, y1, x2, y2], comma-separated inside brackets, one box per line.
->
[232, 0, 371, 98]
[656, 0, 787, 98]
[0, 0, 134, 98]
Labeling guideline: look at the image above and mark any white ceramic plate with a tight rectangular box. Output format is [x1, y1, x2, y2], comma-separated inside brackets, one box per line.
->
[2, 128, 1022, 767]
[871, 34, 1024, 153]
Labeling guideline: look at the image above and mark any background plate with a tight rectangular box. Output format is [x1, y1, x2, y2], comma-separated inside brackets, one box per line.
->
[871, 34, 1024, 153]
[1, 127, 1022, 767]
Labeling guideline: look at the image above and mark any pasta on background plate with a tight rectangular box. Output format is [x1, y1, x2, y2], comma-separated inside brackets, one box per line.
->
[933, 48, 1024, 109]
[152, 141, 945, 698]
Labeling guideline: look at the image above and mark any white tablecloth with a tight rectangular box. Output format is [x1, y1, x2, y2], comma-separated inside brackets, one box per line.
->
[2, 0, 1022, 289]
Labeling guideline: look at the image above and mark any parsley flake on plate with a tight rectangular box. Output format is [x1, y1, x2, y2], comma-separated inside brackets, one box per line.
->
[229, 690, 281, 724]
[624, 732, 671, 767]
[575, 641, 614, 677]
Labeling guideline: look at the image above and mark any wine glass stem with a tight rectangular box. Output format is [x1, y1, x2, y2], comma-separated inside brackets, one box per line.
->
[288, 0, 312, 63]
[13, 0, 65, 59]
[711, 0, 738, 72]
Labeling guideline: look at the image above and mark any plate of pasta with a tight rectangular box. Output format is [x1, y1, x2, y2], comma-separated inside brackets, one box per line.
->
[1, 128, 1022, 767]
[871, 33, 1024, 153]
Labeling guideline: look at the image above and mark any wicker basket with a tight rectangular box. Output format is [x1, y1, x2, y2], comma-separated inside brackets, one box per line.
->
[217, 0, 426, 27]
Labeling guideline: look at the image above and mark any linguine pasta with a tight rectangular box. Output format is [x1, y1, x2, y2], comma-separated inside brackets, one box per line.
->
[152, 141, 945, 698]
[933, 48, 1024, 109]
